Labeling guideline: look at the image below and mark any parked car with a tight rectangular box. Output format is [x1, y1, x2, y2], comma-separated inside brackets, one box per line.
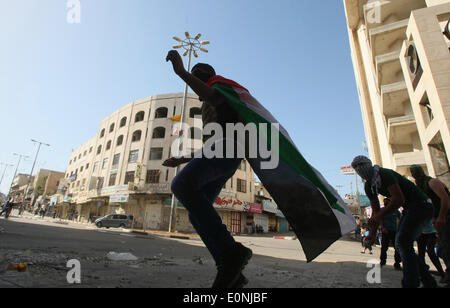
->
[95, 214, 134, 229]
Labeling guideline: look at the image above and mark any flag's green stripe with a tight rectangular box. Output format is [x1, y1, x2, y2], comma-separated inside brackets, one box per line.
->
[213, 83, 345, 214]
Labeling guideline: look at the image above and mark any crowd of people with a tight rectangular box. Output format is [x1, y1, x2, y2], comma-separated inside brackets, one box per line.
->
[352, 156, 450, 288]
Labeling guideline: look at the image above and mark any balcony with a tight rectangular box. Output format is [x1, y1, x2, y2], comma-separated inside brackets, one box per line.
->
[381, 81, 409, 118]
[393, 151, 426, 167]
[375, 50, 404, 88]
[369, 19, 409, 58]
[363, 0, 427, 32]
[387, 114, 417, 145]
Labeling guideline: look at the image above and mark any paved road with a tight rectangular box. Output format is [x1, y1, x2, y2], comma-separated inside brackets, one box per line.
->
[0, 215, 411, 288]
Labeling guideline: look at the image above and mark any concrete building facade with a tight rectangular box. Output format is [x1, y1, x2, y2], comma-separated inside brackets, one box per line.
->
[344, 0, 450, 184]
[62, 93, 257, 234]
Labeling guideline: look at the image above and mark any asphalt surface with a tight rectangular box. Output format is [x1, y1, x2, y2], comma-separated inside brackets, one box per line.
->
[0, 214, 424, 288]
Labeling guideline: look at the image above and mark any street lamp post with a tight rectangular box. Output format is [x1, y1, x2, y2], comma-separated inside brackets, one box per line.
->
[8, 153, 29, 196]
[0, 162, 14, 188]
[168, 32, 210, 233]
[23, 139, 50, 205]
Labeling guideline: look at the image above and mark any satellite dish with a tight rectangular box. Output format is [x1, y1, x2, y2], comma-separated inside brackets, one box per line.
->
[444, 20, 450, 40]
[407, 43, 421, 75]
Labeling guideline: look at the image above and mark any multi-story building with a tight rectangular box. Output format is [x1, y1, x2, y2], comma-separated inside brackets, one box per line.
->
[344, 0, 450, 184]
[63, 93, 257, 234]
[9, 169, 65, 206]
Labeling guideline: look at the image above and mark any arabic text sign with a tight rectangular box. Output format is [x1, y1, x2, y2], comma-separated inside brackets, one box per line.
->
[109, 193, 129, 203]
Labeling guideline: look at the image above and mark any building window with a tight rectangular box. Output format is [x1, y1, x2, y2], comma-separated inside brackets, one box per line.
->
[155, 107, 168, 119]
[83, 150, 87, 157]
[146, 170, 160, 184]
[112, 153, 120, 167]
[117, 135, 124, 146]
[189, 127, 202, 140]
[109, 123, 115, 133]
[190, 107, 202, 118]
[152, 127, 166, 139]
[93, 162, 99, 173]
[132, 130, 142, 142]
[120, 117, 127, 127]
[100, 129, 105, 138]
[102, 158, 109, 170]
[237, 179, 246, 193]
[97, 177, 104, 190]
[128, 150, 139, 163]
[108, 174, 117, 187]
[86, 163, 89, 169]
[97, 145, 102, 155]
[124, 171, 135, 184]
[135, 111, 145, 123]
[80, 166, 84, 172]
[89, 146, 93, 153]
[106, 140, 112, 151]
[149, 148, 164, 161]
[69, 160, 72, 165]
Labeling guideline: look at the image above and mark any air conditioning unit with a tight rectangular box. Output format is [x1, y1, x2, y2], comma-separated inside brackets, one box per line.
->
[444, 20, 450, 41]
[406, 43, 421, 75]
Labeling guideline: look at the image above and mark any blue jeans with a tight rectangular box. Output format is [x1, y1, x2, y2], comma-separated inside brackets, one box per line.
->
[171, 156, 242, 265]
[395, 202, 434, 288]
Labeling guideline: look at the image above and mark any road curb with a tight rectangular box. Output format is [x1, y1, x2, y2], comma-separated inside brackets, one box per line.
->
[131, 231, 149, 236]
[169, 235, 191, 240]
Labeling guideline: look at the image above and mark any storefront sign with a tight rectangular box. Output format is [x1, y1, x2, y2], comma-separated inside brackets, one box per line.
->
[243, 202, 263, 214]
[214, 196, 244, 211]
[147, 183, 170, 194]
[109, 193, 129, 203]
[262, 200, 278, 214]
[100, 185, 129, 195]
[340, 165, 355, 175]
[276, 209, 285, 218]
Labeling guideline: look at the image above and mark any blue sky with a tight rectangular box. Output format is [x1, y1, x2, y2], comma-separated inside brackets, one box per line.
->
[0, 0, 367, 196]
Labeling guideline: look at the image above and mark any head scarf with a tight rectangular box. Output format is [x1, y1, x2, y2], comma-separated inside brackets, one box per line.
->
[352, 156, 382, 196]
[410, 164, 429, 189]
[351, 156, 374, 181]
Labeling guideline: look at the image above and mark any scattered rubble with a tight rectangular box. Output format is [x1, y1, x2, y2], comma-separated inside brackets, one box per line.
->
[106, 252, 138, 262]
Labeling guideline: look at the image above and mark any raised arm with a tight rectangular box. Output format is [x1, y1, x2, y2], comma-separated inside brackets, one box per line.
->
[166, 50, 224, 106]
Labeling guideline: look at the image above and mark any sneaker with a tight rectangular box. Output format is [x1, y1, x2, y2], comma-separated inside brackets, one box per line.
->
[231, 273, 249, 288]
[394, 263, 402, 271]
[440, 273, 450, 285]
[421, 275, 438, 288]
[212, 243, 252, 288]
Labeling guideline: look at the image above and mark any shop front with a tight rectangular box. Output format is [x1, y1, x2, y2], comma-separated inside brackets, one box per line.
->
[243, 202, 265, 233]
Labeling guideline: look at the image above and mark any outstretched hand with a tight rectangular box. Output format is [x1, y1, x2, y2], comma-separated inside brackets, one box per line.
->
[166, 50, 187, 76]
[162, 157, 191, 168]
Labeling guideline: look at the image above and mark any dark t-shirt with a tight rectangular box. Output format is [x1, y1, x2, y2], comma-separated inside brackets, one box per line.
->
[365, 168, 429, 209]
[417, 177, 450, 218]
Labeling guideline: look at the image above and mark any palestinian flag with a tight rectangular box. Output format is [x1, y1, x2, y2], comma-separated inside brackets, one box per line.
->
[207, 76, 356, 262]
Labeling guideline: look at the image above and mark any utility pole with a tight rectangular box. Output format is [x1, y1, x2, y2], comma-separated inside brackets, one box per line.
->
[23, 139, 50, 205]
[0, 162, 14, 188]
[168, 32, 210, 233]
[8, 153, 29, 196]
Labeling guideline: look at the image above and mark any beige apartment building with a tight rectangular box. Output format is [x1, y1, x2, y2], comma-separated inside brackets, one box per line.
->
[9, 169, 65, 203]
[62, 93, 257, 234]
[344, 0, 450, 185]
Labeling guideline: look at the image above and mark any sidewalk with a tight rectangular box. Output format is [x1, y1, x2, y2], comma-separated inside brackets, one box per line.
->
[8, 209, 299, 241]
